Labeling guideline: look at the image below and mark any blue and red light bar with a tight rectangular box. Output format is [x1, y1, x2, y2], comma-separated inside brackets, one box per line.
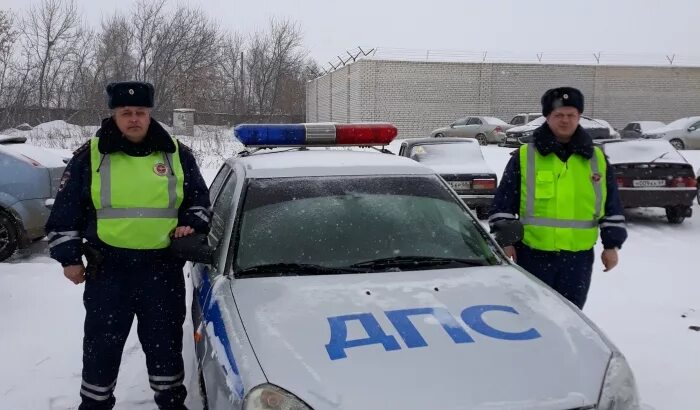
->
[234, 123, 398, 147]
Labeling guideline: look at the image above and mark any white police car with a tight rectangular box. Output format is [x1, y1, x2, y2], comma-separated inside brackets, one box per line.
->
[174, 123, 640, 410]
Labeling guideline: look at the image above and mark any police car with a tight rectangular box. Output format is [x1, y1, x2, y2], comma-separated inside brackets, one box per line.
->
[173, 123, 640, 410]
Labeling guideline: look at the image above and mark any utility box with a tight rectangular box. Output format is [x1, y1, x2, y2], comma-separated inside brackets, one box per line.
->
[173, 108, 195, 136]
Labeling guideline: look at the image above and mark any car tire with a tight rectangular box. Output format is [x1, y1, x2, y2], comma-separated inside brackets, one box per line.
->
[0, 212, 19, 262]
[476, 134, 488, 146]
[198, 366, 209, 410]
[670, 138, 685, 150]
[435, 133, 444, 138]
[665, 206, 687, 224]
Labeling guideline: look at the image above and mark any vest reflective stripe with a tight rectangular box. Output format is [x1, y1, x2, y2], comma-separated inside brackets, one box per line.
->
[96, 208, 179, 219]
[90, 137, 183, 249]
[519, 143, 607, 251]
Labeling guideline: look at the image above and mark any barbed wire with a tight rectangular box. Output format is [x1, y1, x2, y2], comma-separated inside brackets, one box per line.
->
[311, 46, 700, 78]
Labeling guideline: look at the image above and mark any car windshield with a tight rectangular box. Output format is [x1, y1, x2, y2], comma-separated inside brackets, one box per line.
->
[233, 175, 499, 276]
[409, 143, 483, 164]
[602, 140, 688, 164]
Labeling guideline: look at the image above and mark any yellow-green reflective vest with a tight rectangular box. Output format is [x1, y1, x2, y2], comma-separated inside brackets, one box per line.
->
[90, 137, 184, 249]
[519, 144, 607, 252]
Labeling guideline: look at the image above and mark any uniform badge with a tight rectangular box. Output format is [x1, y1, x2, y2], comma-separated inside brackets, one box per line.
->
[58, 171, 70, 191]
[591, 172, 601, 183]
[154, 162, 169, 176]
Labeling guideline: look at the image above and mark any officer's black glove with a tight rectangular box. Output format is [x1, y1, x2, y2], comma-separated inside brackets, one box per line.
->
[492, 219, 524, 248]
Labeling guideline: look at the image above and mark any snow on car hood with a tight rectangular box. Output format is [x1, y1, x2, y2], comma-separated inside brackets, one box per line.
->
[232, 266, 611, 410]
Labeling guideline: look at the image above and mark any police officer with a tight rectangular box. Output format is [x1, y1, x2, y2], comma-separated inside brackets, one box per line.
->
[489, 87, 627, 309]
[45, 81, 211, 409]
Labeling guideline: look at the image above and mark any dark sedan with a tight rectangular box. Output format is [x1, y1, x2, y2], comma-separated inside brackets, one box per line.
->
[597, 139, 697, 224]
[397, 138, 497, 219]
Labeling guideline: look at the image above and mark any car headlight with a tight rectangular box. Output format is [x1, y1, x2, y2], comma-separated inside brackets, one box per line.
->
[522, 131, 534, 137]
[244, 384, 312, 410]
[597, 352, 640, 410]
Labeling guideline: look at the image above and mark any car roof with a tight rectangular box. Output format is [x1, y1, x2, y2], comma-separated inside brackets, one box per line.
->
[232, 149, 436, 179]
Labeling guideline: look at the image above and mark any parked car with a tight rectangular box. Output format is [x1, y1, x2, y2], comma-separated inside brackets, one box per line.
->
[501, 116, 616, 147]
[697, 168, 700, 205]
[431, 116, 512, 145]
[642, 116, 700, 150]
[509, 112, 542, 126]
[0, 135, 67, 261]
[620, 121, 665, 139]
[397, 138, 497, 219]
[596, 139, 697, 224]
[178, 123, 641, 410]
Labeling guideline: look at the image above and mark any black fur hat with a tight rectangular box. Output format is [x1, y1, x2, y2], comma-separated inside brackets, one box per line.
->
[541, 87, 584, 117]
[106, 81, 155, 109]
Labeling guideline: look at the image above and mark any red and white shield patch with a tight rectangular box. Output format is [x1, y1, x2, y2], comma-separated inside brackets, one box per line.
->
[153, 163, 169, 176]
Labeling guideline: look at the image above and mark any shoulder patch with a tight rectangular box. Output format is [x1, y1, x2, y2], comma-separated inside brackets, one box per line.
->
[72, 140, 91, 157]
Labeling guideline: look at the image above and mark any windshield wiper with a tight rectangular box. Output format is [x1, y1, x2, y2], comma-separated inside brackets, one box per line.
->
[237, 263, 367, 277]
[349, 256, 489, 270]
[650, 151, 671, 163]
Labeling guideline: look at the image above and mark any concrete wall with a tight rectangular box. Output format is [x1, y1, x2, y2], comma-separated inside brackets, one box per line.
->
[307, 59, 700, 137]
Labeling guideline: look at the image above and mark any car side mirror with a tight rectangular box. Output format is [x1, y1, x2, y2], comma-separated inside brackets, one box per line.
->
[688, 126, 697, 132]
[491, 219, 524, 248]
[449, 123, 455, 128]
[170, 233, 215, 264]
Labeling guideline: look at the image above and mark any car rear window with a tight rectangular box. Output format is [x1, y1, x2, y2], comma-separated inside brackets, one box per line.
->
[603, 140, 688, 164]
[233, 175, 498, 274]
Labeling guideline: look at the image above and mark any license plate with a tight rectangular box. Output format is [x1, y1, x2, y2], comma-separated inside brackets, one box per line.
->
[632, 179, 666, 187]
[448, 181, 472, 191]
[507, 137, 517, 142]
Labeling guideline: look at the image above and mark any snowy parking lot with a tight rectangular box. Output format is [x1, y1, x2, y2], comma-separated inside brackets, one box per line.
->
[1, 134, 699, 409]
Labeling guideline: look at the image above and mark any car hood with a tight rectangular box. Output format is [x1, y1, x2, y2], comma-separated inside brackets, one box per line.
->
[232, 266, 611, 410]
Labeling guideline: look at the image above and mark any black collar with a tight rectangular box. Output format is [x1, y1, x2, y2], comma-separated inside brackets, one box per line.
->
[533, 122, 594, 161]
[96, 117, 175, 156]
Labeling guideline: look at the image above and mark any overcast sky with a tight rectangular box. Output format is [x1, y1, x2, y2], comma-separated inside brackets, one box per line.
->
[4, 0, 700, 65]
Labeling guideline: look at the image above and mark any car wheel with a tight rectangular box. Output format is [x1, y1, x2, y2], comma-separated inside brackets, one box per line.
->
[665, 206, 687, 224]
[476, 134, 488, 146]
[198, 366, 209, 410]
[670, 138, 685, 150]
[0, 212, 19, 262]
[435, 133, 444, 138]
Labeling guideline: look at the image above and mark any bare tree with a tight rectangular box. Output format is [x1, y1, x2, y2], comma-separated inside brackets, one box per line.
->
[218, 32, 245, 112]
[246, 19, 305, 115]
[0, 10, 18, 104]
[19, 0, 80, 107]
[132, 0, 166, 82]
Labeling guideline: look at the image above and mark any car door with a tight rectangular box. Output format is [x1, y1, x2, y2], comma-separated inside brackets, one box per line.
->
[462, 117, 483, 138]
[193, 164, 248, 409]
[687, 120, 700, 148]
[447, 117, 468, 137]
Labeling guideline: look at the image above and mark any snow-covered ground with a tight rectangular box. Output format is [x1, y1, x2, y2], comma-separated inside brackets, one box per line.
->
[1, 124, 699, 409]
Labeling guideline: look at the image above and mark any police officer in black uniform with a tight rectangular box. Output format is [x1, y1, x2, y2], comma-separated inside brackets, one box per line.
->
[45, 82, 211, 410]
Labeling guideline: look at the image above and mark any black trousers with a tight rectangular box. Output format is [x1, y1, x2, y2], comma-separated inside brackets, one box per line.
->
[78, 254, 187, 410]
[516, 244, 594, 309]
